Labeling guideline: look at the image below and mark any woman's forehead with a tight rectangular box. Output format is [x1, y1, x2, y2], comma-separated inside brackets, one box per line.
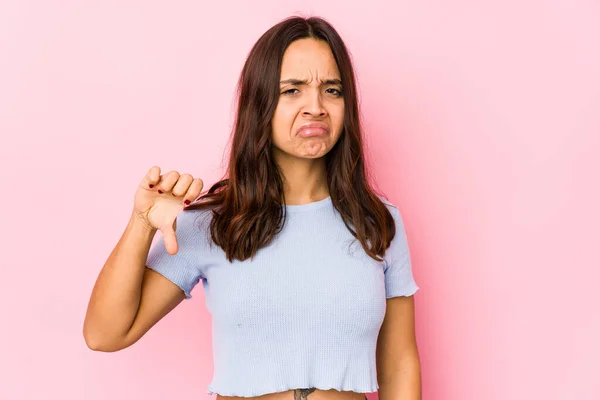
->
[280, 39, 340, 79]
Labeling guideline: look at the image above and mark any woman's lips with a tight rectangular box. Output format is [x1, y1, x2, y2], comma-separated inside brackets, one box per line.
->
[297, 123, 329, 137]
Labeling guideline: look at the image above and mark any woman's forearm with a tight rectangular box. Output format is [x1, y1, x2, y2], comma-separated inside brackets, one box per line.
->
[377, 354, 422, 400]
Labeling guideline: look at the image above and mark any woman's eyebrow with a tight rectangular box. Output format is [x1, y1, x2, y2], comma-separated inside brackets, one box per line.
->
[279, 78, 342, 85]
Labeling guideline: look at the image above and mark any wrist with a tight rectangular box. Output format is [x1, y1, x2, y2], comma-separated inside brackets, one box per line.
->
[129, 211, 157, 236]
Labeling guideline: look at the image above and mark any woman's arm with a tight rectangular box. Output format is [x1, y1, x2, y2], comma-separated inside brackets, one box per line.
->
[376, 295, 422, 400]
[83, 212, 185, 352]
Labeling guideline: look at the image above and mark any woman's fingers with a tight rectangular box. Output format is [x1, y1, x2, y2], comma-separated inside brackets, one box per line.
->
[154, 171, 180, 193]
[153, 172, 204, 205]
[185, 178, 204, 204]
[161, 217, 179, 255]
[142, 166, 161, 189]
[171, 174, 194, 197]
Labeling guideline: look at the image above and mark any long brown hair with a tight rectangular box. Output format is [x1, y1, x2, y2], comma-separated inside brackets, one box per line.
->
[184, 15, 398, 263]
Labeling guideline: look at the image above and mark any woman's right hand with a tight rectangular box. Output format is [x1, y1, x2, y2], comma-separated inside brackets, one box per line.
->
[133, 166, 204, 255]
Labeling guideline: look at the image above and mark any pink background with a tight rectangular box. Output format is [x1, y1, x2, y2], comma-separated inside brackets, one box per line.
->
[1, 0, 599, 399]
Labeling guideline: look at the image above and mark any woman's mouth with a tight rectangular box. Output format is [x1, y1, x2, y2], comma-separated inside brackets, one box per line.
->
[297, 122, 329, 137]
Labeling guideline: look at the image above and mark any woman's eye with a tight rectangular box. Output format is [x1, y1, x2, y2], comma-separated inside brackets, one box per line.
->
[281, 88, 342, 96]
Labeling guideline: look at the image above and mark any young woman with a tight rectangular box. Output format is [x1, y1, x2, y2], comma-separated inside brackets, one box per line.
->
[84, 15, 421, 400]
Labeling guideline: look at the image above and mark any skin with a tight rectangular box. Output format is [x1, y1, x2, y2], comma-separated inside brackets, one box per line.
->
[293, 389, 317, 400]
[270, 38, 345, 205]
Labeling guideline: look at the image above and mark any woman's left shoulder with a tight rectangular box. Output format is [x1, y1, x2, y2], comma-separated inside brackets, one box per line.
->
[376, 195, 399, 212]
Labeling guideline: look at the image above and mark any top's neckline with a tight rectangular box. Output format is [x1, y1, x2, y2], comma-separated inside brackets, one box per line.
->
[283, 196, 332, 212]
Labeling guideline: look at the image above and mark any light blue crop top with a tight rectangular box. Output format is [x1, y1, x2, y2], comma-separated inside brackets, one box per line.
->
[145, 195, 419, 397]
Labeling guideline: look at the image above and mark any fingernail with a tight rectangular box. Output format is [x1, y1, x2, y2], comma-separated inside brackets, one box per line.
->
[184, 200, 191, 205]
[149, 184, 154, 188]
[158, 190, 163, 194]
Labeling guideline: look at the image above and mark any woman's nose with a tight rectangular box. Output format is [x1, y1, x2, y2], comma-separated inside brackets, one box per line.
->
[302, 90, 327, 117]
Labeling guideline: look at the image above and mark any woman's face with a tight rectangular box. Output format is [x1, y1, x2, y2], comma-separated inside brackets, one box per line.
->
[271, 38, 345, 161]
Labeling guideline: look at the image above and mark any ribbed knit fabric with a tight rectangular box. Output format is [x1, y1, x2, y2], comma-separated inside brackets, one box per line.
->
[145, 195, 419, 397]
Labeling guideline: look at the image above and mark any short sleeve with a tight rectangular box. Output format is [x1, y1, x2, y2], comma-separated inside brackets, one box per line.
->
[383, 204, 420, 298]
[145, 210, 206, 300]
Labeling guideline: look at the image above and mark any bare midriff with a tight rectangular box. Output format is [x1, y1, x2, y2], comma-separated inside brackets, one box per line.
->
[216, 389, 368, 400]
